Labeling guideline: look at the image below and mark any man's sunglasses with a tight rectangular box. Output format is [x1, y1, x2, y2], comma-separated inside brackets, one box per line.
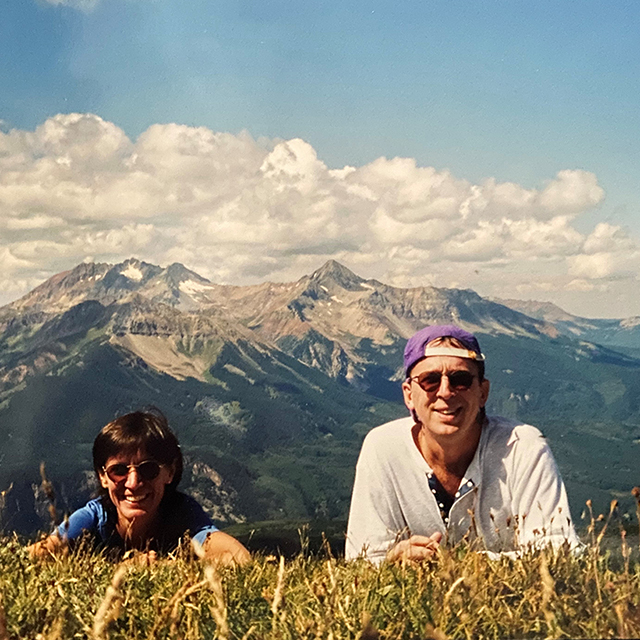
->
[103, 460, 163, 483]
[409, 370, 476, 392]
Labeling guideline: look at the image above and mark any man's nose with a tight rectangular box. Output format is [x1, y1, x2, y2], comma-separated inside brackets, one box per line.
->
[436, 374, 455, 397]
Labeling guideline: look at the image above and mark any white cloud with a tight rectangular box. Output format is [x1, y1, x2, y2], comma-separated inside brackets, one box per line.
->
[41, 0, 101, 12]
[0, 247, 33, 271]
[565, 224, 640, 283]
[566, 279, 598, 292]
[2, 214, 66, 230]
[582, 222, 635, 254]
[539, 169, 604, 214]
[567, 250, 640, 281]
[0, 113, 637, 316]
[568, 253, 618, 280]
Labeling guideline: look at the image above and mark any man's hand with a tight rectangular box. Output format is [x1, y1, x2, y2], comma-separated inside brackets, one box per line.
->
[386, 531, 442, 563]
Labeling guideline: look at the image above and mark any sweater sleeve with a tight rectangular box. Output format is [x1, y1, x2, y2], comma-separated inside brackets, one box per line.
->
[508, 430, 581, 551]
[345, 433, 407, 563]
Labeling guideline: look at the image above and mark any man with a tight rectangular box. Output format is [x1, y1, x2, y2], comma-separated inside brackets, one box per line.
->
[346, 324, 580, 563]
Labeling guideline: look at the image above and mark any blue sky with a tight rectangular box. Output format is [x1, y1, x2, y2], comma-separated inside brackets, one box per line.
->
[1, 0, 639, 316]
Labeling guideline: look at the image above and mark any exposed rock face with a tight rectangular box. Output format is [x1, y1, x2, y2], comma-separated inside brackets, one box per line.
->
[0, 258, 533, 390]
[3, 257, 640, 532]
[4, 256, 637, 397]
[183, 459, 245, 524]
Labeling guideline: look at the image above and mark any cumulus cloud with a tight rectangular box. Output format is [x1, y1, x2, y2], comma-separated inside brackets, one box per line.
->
[1, 112, 637, 316]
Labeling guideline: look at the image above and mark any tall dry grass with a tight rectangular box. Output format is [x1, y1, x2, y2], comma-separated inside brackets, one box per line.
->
[1, 523, 640, 639]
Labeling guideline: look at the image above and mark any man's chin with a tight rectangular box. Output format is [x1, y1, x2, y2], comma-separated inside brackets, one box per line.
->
[434, 424, 463, 436]
[433, 413, 463, 430]
[429, 415, 473, 437]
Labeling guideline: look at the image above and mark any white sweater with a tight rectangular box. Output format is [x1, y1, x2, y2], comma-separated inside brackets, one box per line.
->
[346, 415, 580, 562]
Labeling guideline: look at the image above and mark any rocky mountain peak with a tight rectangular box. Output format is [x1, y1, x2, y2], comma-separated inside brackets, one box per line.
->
[9, 261, 112, 313]
[117, 258, 147, 282]
[101, 259, 162, 290]
[309, 260, 364, 291]
[163, 262, 211, 288]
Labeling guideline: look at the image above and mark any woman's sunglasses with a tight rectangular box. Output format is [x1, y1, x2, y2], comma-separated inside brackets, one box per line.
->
[103, 460, 163, 483]
[409, 370, 476, 392]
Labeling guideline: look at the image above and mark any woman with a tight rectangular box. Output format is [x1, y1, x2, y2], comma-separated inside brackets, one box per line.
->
[29, 410, 250, 565]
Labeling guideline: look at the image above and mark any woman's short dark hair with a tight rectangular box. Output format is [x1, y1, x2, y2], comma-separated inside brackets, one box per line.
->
[93, 409, 183, 492]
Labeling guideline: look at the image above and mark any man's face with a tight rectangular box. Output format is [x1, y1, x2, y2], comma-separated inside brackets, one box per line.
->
[402, 355, 490, 442]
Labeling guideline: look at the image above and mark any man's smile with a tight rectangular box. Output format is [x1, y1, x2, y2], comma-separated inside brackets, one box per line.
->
[433, 406, 462, 418]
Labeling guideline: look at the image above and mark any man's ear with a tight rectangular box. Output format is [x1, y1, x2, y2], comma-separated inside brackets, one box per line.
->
[479, 378, 490, 407]
[402, 379, 415, 412]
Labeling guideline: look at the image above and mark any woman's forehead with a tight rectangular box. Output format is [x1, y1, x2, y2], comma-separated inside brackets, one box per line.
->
[105, 448, 149, 464]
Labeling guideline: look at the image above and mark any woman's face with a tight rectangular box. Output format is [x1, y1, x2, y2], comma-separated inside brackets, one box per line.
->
[99, 449, 175, 527]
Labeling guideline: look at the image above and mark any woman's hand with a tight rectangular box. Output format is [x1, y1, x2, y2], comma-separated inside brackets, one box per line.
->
[27, 534, 67, 560]
[122, 549, 159, 566]
[386, 531, 442, 563]
[203, 531, 251, 567]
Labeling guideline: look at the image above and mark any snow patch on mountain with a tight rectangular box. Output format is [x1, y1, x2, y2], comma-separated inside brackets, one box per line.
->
[120, 264, 143, 281]
[180, 279, 215, 295]
[621, 317, 640, 329]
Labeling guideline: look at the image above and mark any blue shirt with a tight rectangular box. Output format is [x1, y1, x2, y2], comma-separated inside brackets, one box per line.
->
[57, 491, 218, 553]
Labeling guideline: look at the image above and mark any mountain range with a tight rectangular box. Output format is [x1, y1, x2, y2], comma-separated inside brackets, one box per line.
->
[1, 258, 640, 536]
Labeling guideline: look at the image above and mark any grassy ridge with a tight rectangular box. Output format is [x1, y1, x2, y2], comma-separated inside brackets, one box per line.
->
[2, 531, 640, 639]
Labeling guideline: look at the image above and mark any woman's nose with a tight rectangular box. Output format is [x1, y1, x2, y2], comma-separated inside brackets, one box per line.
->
[124, 468, 142, 488]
